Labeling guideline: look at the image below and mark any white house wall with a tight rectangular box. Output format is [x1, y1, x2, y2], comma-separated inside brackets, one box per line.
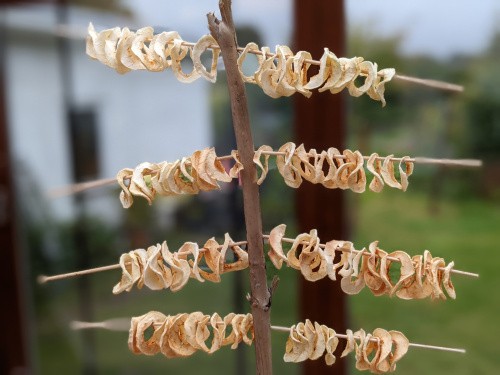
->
[4, 5, 212, 223]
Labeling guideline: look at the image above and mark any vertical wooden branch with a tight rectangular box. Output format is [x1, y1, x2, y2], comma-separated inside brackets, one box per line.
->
[207, 1, 273, 374]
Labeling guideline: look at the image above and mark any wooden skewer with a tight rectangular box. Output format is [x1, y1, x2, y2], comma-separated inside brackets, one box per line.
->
[48, 149, 482, 198]
[49, 177, 116, 197]
[69, 319, 465, 354]
[37, 235, 479, 284]
[260, 235, 480, 278]
[269, 326, 466, 354]
[177, 41, 463, 93]
[71, 318, 130, 331]
[37, 264, 121, 284]
[393, 74, 464, 93]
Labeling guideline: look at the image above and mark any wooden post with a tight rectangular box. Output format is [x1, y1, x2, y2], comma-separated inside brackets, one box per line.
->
[207, 1, 273, 374]
[0, 19, 30, 374]
[294, 1, 348, 374]
[56, 3, 97, 373]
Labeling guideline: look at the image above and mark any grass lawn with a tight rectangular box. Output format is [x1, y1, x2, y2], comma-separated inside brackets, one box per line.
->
[35, 239, 300, 374]
[350, 191, 500, 374]
[35, 191, 499, 374]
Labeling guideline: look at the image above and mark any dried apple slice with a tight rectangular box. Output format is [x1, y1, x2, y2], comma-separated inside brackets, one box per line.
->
[192, 35, 220, 83]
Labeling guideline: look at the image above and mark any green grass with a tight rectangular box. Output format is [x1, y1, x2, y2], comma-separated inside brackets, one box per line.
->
[350, 191, 500, 374]
[35, 251, 299, 374]
[35, 192, 499, 374]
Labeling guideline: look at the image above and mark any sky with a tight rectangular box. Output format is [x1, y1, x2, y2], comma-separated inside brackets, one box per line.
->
[123, 0, 500, 59]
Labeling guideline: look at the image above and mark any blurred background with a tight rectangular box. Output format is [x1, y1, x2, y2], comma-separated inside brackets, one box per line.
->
[1, 0, 499, 374]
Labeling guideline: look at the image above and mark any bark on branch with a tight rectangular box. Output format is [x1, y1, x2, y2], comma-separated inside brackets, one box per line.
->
[207, 1, 273, 374]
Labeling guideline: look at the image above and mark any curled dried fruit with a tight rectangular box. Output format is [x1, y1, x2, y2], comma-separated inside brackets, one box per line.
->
[87, 24, 394, 104]
[129, 311, 253, 358]
[284, 321, 409, 373]
[118, 147, 237, 208]
[113, 234, 248, 294]
[268, 224, 457, 300]
[273, 143, 413, 194]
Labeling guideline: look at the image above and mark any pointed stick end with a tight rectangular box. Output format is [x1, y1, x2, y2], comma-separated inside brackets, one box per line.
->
[37, 275, 48, 284]
[70, 321, 83, 330]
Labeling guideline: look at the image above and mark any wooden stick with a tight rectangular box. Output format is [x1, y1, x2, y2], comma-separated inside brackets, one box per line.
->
[49, 177, 116, 198]
[269, 326, 466, 354]
[176, 41, 463, 93]
[393, 74, 464, 93]
[207, 2, 272, 374]
[69, 320, 465, 354]
[37, 264, 121, 284]
[71, 318, 130, 331]
[413, 157, 481, 167]
[48, 150, 482, 198]
[260, 235, 479, 278]
[37, 234, 479, 284]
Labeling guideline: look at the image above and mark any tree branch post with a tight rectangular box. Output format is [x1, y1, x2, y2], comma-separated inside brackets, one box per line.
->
[207, 1, 273, 374]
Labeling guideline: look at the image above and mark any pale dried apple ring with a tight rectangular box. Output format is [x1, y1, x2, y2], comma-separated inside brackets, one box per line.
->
[329, 57, 361, 94]
[381, 154, 402, 189]
[168, 313, 197, 357]
[228, 150, 244, 179]
[292, 50, 313, 97]
[335, 149, 357, 189]
[117, 168, 134, 208]
[341, 329, 356, 357]
[310, 322, 327, 360]
[152, 31, 181, 69]
[144, 243, 172, 290]
[430, 257, 447, 300]
[367, 68, 396, 107]
[182, 312, 204, 351]
[192, 34, 219, 83]
[113, 249, 146, 294]
[324, 326, 339, 365]
[128, 162, 158, 205]
[118, 27, 147, 71]
[340, 249, 366, 295]
[346, 150, 366, 193]
[170, 38, 200, 83]
[320, 148, 343, 188]
[133, 311, 166, 356]
[367, 153, 384, 193]
[276, 142, 302, 188]
[348, 60, 377, 97]
[380, 250, 415, 296]
[267, 224, 288, 269]
[443, 261, 456, 299]
[275, 45, 297, 96]
[318, 51, 342, 93]
[254, 145, 273, 184]
[388, 330, 409, 371]
[304, 48, 334, 90]
[372, 328, 393, 373]
[237, 42, 261, 83]
[292, 144, 318, 181]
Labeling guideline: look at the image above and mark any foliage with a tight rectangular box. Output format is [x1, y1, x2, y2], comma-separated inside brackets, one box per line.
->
[461, 31, 500, 161]
[70, 0, 132, 16]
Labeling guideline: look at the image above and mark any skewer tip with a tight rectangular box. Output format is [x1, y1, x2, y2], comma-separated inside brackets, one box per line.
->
[70, 319, 130, 331]
[37, 275, 48, 284]
[409, 342, 466, 354]
[70, 321, 85, 330]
